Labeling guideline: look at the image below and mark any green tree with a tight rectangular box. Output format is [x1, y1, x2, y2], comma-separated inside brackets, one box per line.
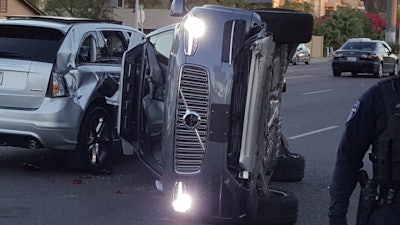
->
[314, 7, 371, 49]
[44, 0, 112, 20]
[27, 0, 39, 6]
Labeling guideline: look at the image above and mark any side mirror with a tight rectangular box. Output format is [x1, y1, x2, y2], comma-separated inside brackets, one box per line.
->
[170, 0, 187, 17]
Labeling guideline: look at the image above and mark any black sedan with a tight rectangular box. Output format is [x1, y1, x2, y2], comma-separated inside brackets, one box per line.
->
[332, 39, 398, 78]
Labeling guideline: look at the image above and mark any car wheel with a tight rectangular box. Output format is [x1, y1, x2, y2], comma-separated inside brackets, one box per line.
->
[271, 153, 305, 182]
[254, 9, 313, 44]
[249, 189, 298, 225]
[292, 57, 298, 65]
[390, 61, 398, 76]
[373, 63, 383, 78]
[333, 70, 341, 77]
[305, 60, 309, 65]
[351, 72, 358, 76]
[67, 105, 113, 173]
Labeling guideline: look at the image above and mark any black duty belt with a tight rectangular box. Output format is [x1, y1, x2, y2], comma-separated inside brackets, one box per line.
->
[377, 185, 400, 206]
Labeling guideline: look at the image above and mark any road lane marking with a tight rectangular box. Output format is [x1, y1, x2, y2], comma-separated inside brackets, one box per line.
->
[288, 126, 339, 140]
[287, 68, 322, 72]
[303, 89, 335, 95]
[285, 75, 327, 79]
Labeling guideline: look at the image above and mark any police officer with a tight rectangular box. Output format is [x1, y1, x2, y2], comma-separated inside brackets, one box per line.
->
[329, 76, 400, 225]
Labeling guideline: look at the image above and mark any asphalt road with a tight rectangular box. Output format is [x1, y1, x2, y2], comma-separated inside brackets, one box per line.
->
[278, 58, 378, 225]
[0, 58, 382, 225]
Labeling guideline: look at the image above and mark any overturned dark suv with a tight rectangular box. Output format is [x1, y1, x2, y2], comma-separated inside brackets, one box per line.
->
[117, 2, 313, 224]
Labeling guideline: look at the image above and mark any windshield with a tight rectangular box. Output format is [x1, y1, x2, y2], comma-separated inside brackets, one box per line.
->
[341, 41, 377, 51]
[0, 25, 65, 63]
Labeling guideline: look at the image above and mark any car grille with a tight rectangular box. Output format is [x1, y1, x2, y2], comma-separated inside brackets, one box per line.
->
[175, 65, 209, 174]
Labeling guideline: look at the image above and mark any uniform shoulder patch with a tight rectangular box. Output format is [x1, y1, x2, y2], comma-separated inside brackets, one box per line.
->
[346, 100, 360, 123]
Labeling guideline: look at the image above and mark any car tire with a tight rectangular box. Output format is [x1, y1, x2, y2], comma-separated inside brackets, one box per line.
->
[390, 61, 398, 76]
[67, 105, 114, 174]
[292, 57, 298, 65]
[333, 70, 341, 77]
[249, 189, 298, 225]
[305, 60, 309, 65]
[254, 9, 313, 44]
[271, 153, 305, 182]
[373, 63, 383, 78]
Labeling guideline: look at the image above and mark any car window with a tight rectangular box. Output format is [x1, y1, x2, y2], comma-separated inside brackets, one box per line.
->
[149, 30, 174, 58]
[77, 34, 97, 64]
[342, 42, 376, 51]
[0, 25, 64, 63]
[101, 31, 128, 58]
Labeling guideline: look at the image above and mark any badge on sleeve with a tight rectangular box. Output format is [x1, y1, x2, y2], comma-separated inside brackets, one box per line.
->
[346, 100, 360, 123]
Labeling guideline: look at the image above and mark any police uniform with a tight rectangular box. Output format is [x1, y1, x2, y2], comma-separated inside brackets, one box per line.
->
[329, 76, 400, 225]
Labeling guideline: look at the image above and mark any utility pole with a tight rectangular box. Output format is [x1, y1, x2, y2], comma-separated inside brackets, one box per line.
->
[385, 0, 397, 43]
[135, 0, 139, 29]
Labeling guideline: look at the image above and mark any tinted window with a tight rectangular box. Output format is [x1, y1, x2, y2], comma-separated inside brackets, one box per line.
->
[0, 25, 65, 63]
[342, 41, 377, 51]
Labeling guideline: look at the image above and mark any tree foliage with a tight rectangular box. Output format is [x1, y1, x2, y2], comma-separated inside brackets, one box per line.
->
[314, 7, 372, 49]
[44, 0, 112, 20]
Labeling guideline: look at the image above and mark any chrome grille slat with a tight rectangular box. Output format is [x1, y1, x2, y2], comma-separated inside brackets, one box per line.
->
[175, 65, 209, 174]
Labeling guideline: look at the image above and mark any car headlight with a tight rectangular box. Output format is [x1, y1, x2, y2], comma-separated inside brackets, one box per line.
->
[172, 181, 192, 213]
[184, 15, 205, 56]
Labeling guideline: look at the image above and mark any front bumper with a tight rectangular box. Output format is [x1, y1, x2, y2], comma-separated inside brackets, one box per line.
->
[332, 59, 379, 73]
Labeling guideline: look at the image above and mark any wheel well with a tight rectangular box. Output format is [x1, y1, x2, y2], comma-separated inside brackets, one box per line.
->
[83, 99, 116, 126]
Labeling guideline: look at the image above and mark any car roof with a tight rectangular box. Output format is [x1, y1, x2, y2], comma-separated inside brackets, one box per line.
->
[346, 38, 371, 42]
[0, 15, 131, 33]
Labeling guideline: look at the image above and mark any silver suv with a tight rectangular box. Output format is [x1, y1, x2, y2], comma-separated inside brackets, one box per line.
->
[0, 16, 144, 173]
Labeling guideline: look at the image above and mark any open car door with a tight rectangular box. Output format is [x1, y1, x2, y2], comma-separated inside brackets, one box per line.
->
[118, 40, 166, 176]
[118, 41, 145, 155]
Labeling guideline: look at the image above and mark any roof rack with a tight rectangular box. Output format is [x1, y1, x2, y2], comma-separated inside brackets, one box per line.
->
[5, 15, 119, 24]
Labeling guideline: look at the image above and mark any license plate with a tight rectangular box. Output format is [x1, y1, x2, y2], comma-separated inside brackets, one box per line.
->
[0, 72, 3, 86]
[347, 57, 357, 62]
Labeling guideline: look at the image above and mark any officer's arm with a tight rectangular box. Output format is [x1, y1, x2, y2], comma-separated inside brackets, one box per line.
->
[328, 85, 381, 225]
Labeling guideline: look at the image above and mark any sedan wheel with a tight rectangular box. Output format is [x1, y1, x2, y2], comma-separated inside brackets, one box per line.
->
[67, 105, 113, 173]
[292, 57, 298, 65]
[333, 70, 341, 77]
[373, 63, 383, 78]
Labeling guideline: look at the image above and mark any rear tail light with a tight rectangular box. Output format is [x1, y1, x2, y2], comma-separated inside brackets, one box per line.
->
[333, 53, 343, 58]
[360, 54, 378, 59]
[49, 72, 69, 97]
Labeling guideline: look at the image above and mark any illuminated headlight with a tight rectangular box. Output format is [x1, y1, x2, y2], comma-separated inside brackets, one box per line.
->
[184, 15, 205, 56]
[298, 53, 305, 57]
[172, 181, 192, 213]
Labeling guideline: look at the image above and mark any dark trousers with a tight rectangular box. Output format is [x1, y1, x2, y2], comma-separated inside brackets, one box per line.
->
[368, 202, 400, 225]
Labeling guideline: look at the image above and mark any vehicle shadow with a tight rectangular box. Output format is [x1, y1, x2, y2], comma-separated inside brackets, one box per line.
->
[0, 146, 140, 176]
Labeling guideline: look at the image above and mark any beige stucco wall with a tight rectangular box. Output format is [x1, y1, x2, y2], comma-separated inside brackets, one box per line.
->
[306, 35, 324, 58]
[0, 0, 40, 19]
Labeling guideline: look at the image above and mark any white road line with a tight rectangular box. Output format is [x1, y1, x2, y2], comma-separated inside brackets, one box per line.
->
[285, 75, 327, 79]
[303, 89, 335, 95]
[288, 126, 339, 140]
[287, 68, 322, 72]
